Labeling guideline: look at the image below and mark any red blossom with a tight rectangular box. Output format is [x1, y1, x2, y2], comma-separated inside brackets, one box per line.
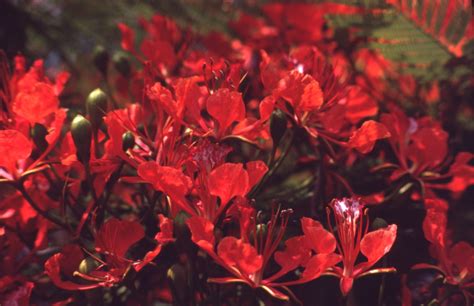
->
[326, 198, 397, 296]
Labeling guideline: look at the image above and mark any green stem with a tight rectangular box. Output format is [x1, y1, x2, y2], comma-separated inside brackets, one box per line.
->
[249, 129, 295, 198]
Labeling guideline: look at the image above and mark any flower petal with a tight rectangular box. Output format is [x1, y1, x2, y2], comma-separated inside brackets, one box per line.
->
[208, 163, 249, 206]
[246, 160, 268, 190]
[117, 23, 135, 52]
[217, 237, 262, 275]
[301, 217, 337, 254]
[206, 88, 245, 136]
[95, 218, 145, 261]
[186, 216, 215, 254]
[360, 224, 397, 266]
[0, 130, 32, 172]
[13, 83, 59, 124]
[137, 162, 193, 214]
[134, 215, 174, 271]
[347, 120, 390, 153]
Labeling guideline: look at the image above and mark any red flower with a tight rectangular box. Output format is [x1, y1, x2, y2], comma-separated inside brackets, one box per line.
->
[380, 106, 474, 198]
[264, 47, 388, 153]
[138, 160, 267, 222]
[326, 198, 397, 296]
[45, 218, 146, 290]
[146, 77, 269, 143]
[412, 198, 473, 301]
[186, 205, 340, 300]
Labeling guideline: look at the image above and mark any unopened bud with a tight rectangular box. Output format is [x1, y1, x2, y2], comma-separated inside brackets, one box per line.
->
[71, 115, 92, 164]
[270, 109, 287, 147]
[31, 123, 48, 152]
[113, 52, 131, 77]
[167, 263, 190, 304]
[371, 217, 388, 230]
[122, 131, 135, 151]
[78, 257, 99, 274]
[93, 45, 109, 76]
[86, 88, 107, 129]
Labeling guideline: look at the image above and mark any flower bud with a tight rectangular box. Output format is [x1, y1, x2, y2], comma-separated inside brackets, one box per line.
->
[31, 123, 48, 152]
[86, 88, 107, 129]
[113, 52, 131, 77]
[71, 115, 92, 164]
[167, 263, 190, 304]
[78, 257, 100, 274]
[122, 131, 135, 151]
[270, 109, 287, 147]
[93, 45, 109, 76]
[371, 217, 388, 230]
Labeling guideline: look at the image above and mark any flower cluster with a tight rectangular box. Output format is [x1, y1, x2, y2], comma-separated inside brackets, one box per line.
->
[0, 2, 472, 305]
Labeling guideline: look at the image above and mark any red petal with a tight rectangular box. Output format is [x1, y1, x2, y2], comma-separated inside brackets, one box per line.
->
[137, 162, 193, 214]
[208, 163, 249, 206]
[206, 88, 245, 137]
[13, 83, 59, 123]
[147, 82, 182, 119]
[0, 130, 32, 172]
[54, 71, 70, 95]
[344, 86, 378, 124]
[360, 224, 397, 266]
[134, 215, 174, 271]
[156, 214, 174, 243]
[246, 160, 268, 190]
[175, 77, 203, 123]
[217, 236, 263, 275]
[299, 75, 324, 112]
[301, 217, 337, 254]
[259, 96, 275, 121]
[276, 72, 323, 113]
[186, 216, 215, 254]
[299, 253, 341, 283]
[408, 126, 448, 169]
[446, 152, 474, 193]
[274, 236, 311, 274]
[423, 198, 447, 247]
[347, 120, 391, 153]
[449, 241, 474, 275]
[117, 23, 135, 52]
[58, 244, 84, 276]
[95, 218, 145, 259]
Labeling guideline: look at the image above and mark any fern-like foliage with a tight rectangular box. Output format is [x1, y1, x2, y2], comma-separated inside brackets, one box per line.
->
[386, 0, 473, 57]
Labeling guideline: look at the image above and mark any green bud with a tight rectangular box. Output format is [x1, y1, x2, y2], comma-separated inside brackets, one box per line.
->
[93, 45, 109, 76]
[31, 123, 48, 152]
[86, 88, 108, 129]
[167, 263, 190, 304]
[371, 217, 388, 230]
[113, 52, 131, 77]
[78, 257, 100, 274]
[122, 131, 135, 151]
[270, 109, 287, 147]
[71, 115, 92, 164]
